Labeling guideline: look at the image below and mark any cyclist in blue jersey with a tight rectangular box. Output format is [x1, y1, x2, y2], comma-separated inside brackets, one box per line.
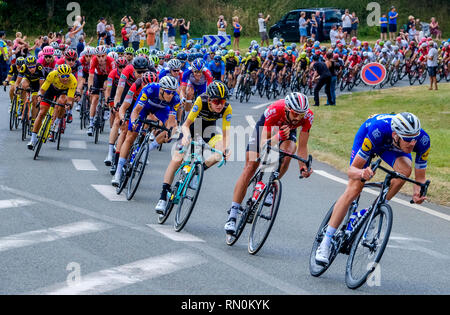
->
[177, 53, 190, 72]
[180, 58, 213, 112]
[158, 59, 183, 84]
[111, 76, 181, 186]
[315, 113, 431, 265]
[207, 54, 225, 81]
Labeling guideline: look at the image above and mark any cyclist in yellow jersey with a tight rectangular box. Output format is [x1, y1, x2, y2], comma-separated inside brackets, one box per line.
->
[27, 65, 77, 149]
[155, 81, 232, 214]
[224, 50, 240, 95]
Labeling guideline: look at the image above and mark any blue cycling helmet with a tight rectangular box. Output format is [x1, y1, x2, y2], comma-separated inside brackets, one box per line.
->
[211, 44, 218, 53]
[177, 52, 187, 61]
[116, 46, 125, 53]
[200, 47, 207, 54]
[213, 55, 222, 63]
[194, 44, 202, 51]
[192, 58, 205, 71]
[187, 54, 196, 62]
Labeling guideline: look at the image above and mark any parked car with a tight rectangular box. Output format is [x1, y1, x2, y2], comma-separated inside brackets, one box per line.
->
[269, 8, 343, 42]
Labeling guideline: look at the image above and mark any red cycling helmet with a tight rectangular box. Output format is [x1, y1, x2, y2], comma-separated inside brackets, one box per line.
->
[142, 72, 158, 85]
[333, 53, 339, 60]
[116, 57, 128, 68]
[396, 36, 402, 41]
[351, 36, 357, 42]
[65, 48, 78, 59]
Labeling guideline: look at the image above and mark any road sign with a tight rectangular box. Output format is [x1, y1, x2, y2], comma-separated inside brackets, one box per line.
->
[202, 35, 231, 47]
[361, 62, 387, 86]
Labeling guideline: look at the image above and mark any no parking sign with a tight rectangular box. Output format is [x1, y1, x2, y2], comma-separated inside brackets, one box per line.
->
[361, 63, 387, 86]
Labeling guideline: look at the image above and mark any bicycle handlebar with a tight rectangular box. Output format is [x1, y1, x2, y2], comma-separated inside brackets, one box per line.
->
[179, 140, 226, 168]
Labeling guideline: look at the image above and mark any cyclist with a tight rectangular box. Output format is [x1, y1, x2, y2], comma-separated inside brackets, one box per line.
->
[75, 47, 95, 111]
[224, 92, 314, 234]
[242, 51, 262, 93]
[294, 52, 311, 88]
[111, 76, 181, 186]
[269, 51, 287, 92]
[315, 113, 430, 265]
[207, 54, 226, 82]
[223, 50, 240, 95]
[3, 57, 25, 103]
[159, 58, 183, 84]
[87, 46, 116, 136]
[155, 81, 232, 214]
[27, 64, 77, 150]
[14, 56, 45, 125]
[124, 47, 135, 63]
[345, 49, 363, 80]
[177, 52, 190, 72]
[180, 58, 213, 113]
[37, 46, 57, 78]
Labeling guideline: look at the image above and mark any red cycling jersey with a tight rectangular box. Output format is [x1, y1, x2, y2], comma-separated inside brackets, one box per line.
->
[262, 100, 314, 133]
[89, 55, 116, 76]
[79, 55, 91, 74]
[107, 68, 121, 88]
[56, 58, 83, 79]
[118, 64, 138, 88]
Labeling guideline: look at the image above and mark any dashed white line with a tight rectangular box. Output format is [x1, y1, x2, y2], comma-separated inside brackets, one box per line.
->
[72, 159, 98, 171]
[315, 169, 450, 222]
[147, 224, 206, 242]
[32, 250, 207, 295]
[0, 199, 34, 210]
[68, 141, 87, 149]
[252, 102, 272, 109]
[91, 185, 128, 202]
[0, 220, 112, 252]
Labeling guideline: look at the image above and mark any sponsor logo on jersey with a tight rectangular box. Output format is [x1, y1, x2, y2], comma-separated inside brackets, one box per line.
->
[362, 138, 373, 152]
[264, 108, 276, 118]
[372, 128, 381, 139]
[192, 105, 199, 113]
[420, 135, 429, 146]
[421, 148, 430, 161]
[226, 114, 232, 122]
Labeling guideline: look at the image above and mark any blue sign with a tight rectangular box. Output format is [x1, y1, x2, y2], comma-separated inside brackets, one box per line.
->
[202, 35, 231, 47]
[361, 63, 387, 86]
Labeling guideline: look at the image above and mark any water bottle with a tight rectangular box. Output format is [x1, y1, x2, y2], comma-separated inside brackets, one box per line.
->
[103, 109, 110, 121]
[252, 181, 266, 202]
[130, 147, 139, 163]
[346, 208, 368, 235]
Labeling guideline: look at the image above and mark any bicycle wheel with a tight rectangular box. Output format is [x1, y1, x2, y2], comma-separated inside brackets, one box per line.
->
[345, 203, 393, 289]
[409, 71, 417, 85]
[158, 180, 181, 225]
[33, 116, 50, 160]
[116, 165, 130, 195]
[248, 179, 282, 255]
[174, 162, 204, 232]
[418, 70, 427, 85]
[126, 143, 149, 200]
[56, 119, 63, 151]
[9, 96, 17, 131]
[21, 104, 29, 141]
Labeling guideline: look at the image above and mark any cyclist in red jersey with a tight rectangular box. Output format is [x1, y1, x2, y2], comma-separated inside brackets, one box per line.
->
[87, 46, 116, 136]
[224, 92, 314, 234]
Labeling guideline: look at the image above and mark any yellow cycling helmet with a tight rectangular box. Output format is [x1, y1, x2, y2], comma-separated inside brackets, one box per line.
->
[207, 80, 229, 100]
[57, 64, 72, 76]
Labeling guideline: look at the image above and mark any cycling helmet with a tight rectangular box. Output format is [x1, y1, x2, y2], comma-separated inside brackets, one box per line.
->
[331, 43, 336, 49]
[200, 47, 207, 55]
[116, 46, 125, 54]
[125, 47, 135, 55]
[132, 56, 149, 70]
[207, 80, 229, 99]
[95, 46, 107, 55]
[43, 46, 54, 56]
[228, 50, 235, 57]
[192, 58, 205, 72]
[25, 56, 37, 66]
[333, 53, 339, 60]
[261, 51, 268, 59]
[116, 57, 128, 68]
[16, 57, 26, 68]
[156, 50, 165, 58]
[337, 43, 344, 49]
[285, 92, 309, 114]
[54, 49, 62, 57]
[38, 51, 44, 59]
[187, 53, 196, 62]
[253, 44, 260, 51]
[213, 55, 222, 63]
[168, 58, 182, 70]
[149, 55, 160, 66]
[379, 41, 385, 46]
[159, 75, 178, 90]
[363, 41, 369, 46]
[362, 52, 368, 57]
[277, 51, 284, 57]
[59, 43, 68, 51]
[51, 42, 60, 49]
[420, 43, 428, 49]
[85, 47, 95, 56]
[57, 64, 72, 76]
[291, 43, 297, 49]
[220, 43, 227, 49]
[65, 48, 78, 59]
[211, 44, 219, 53]
[444, 42, 450, 48]
[251, 50, 258, 57]
[385, 40, 392, 47]
[393, 45, 399, 52]
[221, 50, 228, 57]
[142, 71, 158, 85]
[177, 52, 187, 61]
[194, 44, 202, 51]
[268, 45, 274, 50]
[351, 37, 357, 42]
[300, 52, 307, 59]
[409, 41, 416, 46]
[250, 40, 257, 47]
[140, 47, 150, 56]
[108, 52, 118, 60]
[391, 112, 421, 137]
[381, 48, 388, 53]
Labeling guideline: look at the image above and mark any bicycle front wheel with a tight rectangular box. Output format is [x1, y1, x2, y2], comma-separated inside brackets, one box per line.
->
[174, 162, 204, 232]
[10, 97, 17, 131]
[248, 179, 282, 255]
[127, 143, 149, 200]
[345, 203, 393, 289]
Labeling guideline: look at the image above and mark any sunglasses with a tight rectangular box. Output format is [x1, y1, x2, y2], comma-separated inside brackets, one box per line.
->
[136, 70, 146, 74]
[44, 55, 53, 59]
[66, 58, 76, 62]
[398, 134, 419, 142]
[98, 55, 107, 58]
[60, 74, 70, 79]
[118, 65, 126, 69]
[27, 65, 36, 69]
[211, 99, 226, 105]
[163, 89, 176, 95]
[126, 53, 134, 56]
[171, 69, 180, 73]
[194, 70, 203, 74]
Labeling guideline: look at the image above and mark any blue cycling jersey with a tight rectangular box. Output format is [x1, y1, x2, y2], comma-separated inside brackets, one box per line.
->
[207, 60, 225, 76]
[350, 114, 430, 169]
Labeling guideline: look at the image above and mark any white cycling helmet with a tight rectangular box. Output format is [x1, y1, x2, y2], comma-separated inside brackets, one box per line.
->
[391, 112, 421, 137]
[285, 92, 309, 114]
[95, 45, 107, 55]
[168, 58, 182, 70]
[159, 75, 179, 90]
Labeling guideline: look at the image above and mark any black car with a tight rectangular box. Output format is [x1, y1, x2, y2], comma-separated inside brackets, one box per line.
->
[269, 8, 343, 42]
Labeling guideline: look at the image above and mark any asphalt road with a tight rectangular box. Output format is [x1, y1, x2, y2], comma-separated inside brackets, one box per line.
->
[0, 79, 449, 296]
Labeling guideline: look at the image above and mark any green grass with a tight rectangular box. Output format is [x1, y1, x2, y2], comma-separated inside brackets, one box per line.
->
[309, 83, 450, 206]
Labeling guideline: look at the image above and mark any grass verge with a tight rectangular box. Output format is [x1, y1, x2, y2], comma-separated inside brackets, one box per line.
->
[310, 83, 450, 207]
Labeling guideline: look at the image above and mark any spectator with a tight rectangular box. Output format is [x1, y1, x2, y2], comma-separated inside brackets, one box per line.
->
[55, 33, 63, 45]
[325, 51, 337, 106]
[258, 13, 270, 47]
[217, 15, 227, 36]
[162, 26, 169, 51]
[179, 19, 190, 49]
[121, 23, 130, 48]
[430, 18, 442, 41]
[152, 19, 161, 50]
[312, 54, 332, 107]
[329, 24, 338, 45]
[167, 17, 178, 46]
[0, 31, 8, 83]
[408, 24, 418, 42]
[427, 41, 438, 90]
[107, 24, 116, 46]
[342, 9, 352, 41]
[41, 36, 49, 49]
[146, 22, 155, 50]
[380, 14, 388, 41]
[138, 22, 146, 48]
[316, 11, 324, 42]
[351, 12, 359, 37]
[97, 17, 107, 44]
[310, 13, 318, 40]
[232, 16, 242, 51]
[72, 16, 85, 40]
[298, 12, 308, 44]
[388, 6, 398, 41]
[337, 26, 346, 45]
[399, 27, 408, 41]
[130, 25, 140, 51]
[407, 15, 415, 33]
[32, 36, 43, 57]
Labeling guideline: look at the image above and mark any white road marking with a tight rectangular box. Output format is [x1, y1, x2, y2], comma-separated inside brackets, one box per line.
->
[0, 220, 112, 252]
[72, 159, 98, 171]
[315, 169, 450, 222]
[388, 233, 450, 260]
[147, 224, 206, 242]
[252, 102, 272, 109]
[91, 185, 128, 202]
[245, 115, 256, 128]
[0, 199, 34, 209]
[32, 250, 207, 295]
[68, 140, 87, 149]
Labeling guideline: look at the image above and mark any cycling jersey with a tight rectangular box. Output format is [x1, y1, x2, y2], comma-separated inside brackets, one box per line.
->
[56, 58, 83, 79]
[224, 55, 240, 72]
[89, 55, 116, 76]
[284, 55, 296, 68]
[181, 68, 213, 96]
[123, 77, 146, 105]
[187, 94, 232, 131]
[79, 55, 91, 75]
[207, 60, 225, 81]
[297, 57, 310, 70]
[37, 57, 56, 77]
[18, 64, 45, 83]
[118, 64, 138, 89]
[244, 57, 261, 73]
[40, 70, 78, 98]
[272, 57, 286, 69]
[158, 67, 183, 83]
[351, 114, 430, 169]
[7, 63, 20, 81]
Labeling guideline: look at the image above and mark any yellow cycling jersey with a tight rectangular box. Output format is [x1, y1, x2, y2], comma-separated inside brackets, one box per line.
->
[243, 56, 262, 68]
[41, 70, 78, 98]
[187, 94, 232, 131]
